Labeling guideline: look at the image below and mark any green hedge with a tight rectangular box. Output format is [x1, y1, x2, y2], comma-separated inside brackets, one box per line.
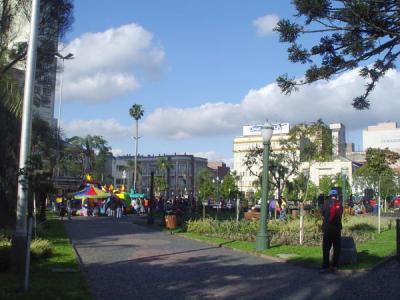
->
[0, 229, 53, 272]
[186, 215, 390, 246]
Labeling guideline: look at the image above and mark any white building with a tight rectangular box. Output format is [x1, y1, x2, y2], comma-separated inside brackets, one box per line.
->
[233, 123, 299, 197]
[233, 122, 360, 198]
[300, 159, 357, 187]
[330, 123, 346, 157]
[363, 122, 400, 153]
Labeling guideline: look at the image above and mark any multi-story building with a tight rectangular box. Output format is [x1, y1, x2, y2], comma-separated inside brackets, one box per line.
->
[207, 161, 230, 179]
[233, 122, 363, 198]
[299, 158, 358, 187]
[330, 123, 346, 158]
[233, 123, 302, 198]
[363, 122, 400, 153]
[106, 154, 208, 198]
[7, 0, 59, 127]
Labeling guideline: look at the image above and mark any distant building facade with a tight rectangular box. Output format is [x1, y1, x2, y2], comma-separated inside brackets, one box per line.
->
[232, 123, 302, 198]
[106, 154, 208, 198]
[363, 122, 400, 153]
[330, 123, 346, 157]
[8, 1, 59, 127]
[233, 122, 364, 198]
[207, 161, 230, 179]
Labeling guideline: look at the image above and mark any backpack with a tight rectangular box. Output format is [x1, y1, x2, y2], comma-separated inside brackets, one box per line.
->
[328, 199, 342, 225]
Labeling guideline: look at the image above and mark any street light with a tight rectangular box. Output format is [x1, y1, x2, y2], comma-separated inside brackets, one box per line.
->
[256, 121, 273, 250]
[212, 176, 223, 219]
[54, 52, 74, 177]
[341, 167, 348, 209]
[122, 170, 127, 189]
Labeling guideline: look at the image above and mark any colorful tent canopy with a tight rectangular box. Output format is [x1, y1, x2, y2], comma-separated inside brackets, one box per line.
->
[115, 192, 130, 200]
[74, 184, 110, 199]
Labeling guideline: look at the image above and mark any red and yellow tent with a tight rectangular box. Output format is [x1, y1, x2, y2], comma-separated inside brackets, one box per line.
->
[74, 184, 110, 199]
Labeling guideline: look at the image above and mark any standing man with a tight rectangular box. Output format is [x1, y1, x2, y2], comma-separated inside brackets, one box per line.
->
[320, 189, 343, 273]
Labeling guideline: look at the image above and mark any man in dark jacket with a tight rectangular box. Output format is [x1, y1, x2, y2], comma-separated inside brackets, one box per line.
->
[320, 189, 343, 273]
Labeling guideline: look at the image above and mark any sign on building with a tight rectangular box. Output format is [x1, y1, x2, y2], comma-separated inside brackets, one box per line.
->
[243, 123, 290, 136]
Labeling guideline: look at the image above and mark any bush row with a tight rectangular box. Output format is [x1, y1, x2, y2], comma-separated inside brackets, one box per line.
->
[186, 215, 389, 247]
[0, 230, 53, 272]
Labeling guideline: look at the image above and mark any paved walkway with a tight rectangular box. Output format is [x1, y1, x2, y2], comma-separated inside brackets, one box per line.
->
[64, 216, 400, 300]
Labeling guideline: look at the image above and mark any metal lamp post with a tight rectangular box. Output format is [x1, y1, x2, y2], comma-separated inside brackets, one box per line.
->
[54, 52, 74, 177]
[122, 170, 127, 189]
[213, 177, 222, 219]
[256, 121, 273, 251]
[341, 167, 348, 209]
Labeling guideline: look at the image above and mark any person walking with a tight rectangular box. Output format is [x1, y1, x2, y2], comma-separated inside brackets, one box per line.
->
[279, 198, 287, 221]
[320, 189, 343, 273]
[67, 198, 72, 220]
[116, 198, 122, 219]
[59, 199, 66, 221]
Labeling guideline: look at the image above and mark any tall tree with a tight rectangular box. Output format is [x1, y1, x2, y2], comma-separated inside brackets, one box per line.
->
[156, 157, 172, 197]
[0, 0, 74, 78]
[0, 0, 74, 222]
[353, 147, 400, 194]
[129, 104, 144, 192]
[219, 174, 238, 200]
[65, 135, 111, 180]
[195, 168, 215, 201]
[275, 0, 400, 109]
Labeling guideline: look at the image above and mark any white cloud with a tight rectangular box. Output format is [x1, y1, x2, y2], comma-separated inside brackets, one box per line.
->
[62, 68, 400, 152]
[191, 151, 234, 168]
[62, 119, 131, 140]
[142, 68, 400, 139]
[111, 148, 126, 156]
[252, 14, 279, 37]
[63, 73, 139, 103]
[141, 102, 243, 139]
[60, 23, 165, 103]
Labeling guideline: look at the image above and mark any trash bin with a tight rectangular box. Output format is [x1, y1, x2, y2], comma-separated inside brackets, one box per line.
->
[291, 209, 299, 218]
[165, 214, 177, 229]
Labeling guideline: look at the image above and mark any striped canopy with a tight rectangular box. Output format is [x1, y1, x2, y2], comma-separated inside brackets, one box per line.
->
[74, 184, 110, 199]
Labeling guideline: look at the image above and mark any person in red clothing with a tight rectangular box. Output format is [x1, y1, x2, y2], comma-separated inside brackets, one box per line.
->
[320, 189, 343, 273]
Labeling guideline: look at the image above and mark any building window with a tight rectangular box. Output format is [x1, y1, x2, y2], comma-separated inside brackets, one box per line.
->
[43, 87, 52, 97]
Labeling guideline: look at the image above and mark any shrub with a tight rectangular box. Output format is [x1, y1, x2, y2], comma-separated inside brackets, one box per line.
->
[30, 238, 53, 260]
[186, 215, 388, 246]
[0, 237, 11, 272]
[0, 228, 13, 240]
[186, 218, 259, 241]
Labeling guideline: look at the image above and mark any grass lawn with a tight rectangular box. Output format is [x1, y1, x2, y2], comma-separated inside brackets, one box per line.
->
[180, 228, 396, 270]
[0, 213, 92, 300]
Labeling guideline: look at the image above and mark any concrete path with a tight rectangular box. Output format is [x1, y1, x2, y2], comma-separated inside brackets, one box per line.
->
[64, 216, 400, 300]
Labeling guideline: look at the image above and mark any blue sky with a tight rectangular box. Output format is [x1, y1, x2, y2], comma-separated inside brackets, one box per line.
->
[58, 1, 400, 165]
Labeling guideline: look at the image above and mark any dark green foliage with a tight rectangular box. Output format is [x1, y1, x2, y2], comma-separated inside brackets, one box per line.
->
[64, 135, 112, 180]
[195, 168, 215, 200]
[353, 147, 400, 196]
[275, 0, 400, 109]
[186, 216, 381, 247]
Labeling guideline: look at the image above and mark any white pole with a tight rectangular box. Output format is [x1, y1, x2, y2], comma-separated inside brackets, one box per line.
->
[56, 58, 64, 177]
[14, 0, 40, 270]
[236, 195, 240, 225]
[378, 175, 381, 233]
[133, 119, 138, 192]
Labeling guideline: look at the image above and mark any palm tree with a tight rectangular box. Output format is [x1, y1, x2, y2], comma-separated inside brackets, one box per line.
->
[129, 104, 144, 192]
